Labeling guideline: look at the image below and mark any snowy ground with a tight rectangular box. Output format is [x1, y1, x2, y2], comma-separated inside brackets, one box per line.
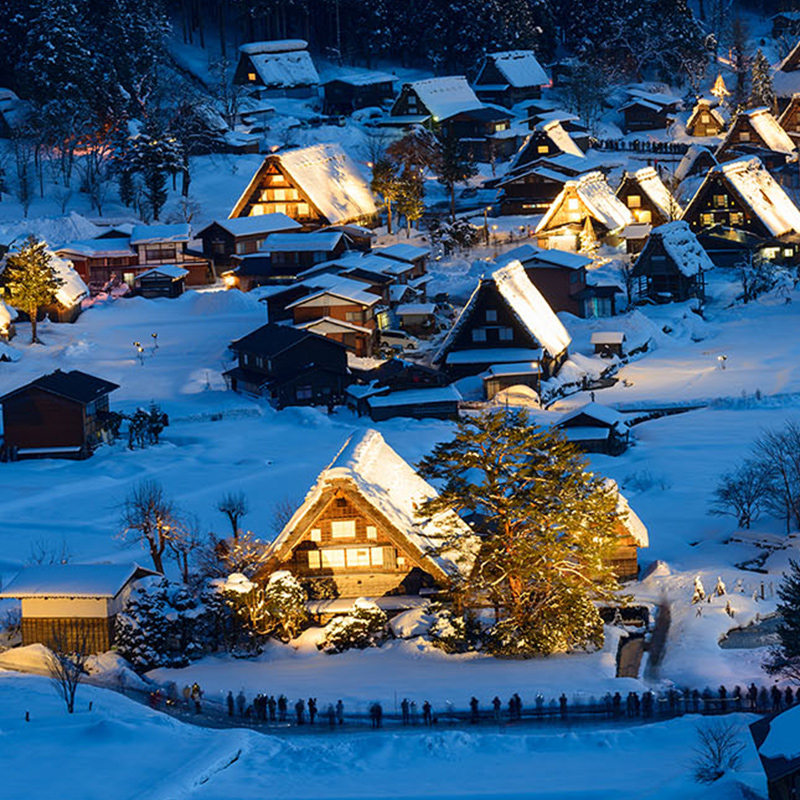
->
[0, 670, 768, 800]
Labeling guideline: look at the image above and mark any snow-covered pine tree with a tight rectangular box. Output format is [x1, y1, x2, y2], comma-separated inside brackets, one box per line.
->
[749, 49, 776, 113]
[417, 409, 622, 657]
[692, 575, 706, 603]
[1, 236, 64, 344]
[765, 560, 800, 682]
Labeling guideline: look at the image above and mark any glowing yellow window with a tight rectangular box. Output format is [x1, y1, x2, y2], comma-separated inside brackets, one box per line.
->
[247, 72, 257, 82]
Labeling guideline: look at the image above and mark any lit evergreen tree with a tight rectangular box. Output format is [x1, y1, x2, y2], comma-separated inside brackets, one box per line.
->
[749, 49, 776, 112]
[395, 174, 425, 238]
[1, 236, 64, 344]
[417, 410, 622, 657]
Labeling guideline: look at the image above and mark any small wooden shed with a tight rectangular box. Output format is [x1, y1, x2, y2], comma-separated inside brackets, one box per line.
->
[591, 331, 626, 357]
[0, 564, 158, 654]
[135, 265, 188, 298]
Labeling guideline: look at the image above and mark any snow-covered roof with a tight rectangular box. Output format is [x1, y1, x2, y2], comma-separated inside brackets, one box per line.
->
[0, 298, 15, 332]
[136, 265, 189, 281]
[539, 120, 585, 158]
[367, 385, 461, 407]
[55, 239, 135, 258]
[483, 51, 549, 89]
[0, 564, 156, 599]
[271, 429, 478, 578]
[208, 214, 302, 238]
[445, 347, 542, 365]
[396, 303, 435, 316]
[712, 156, 800, 237]
[376, 243, 431, 262]
[742, 107, 797, 155]
[239, 40, 319, 89]
[493, 262, 571, 355]
[590, 331, 625, 345]
[130, 224, 191, 245]
[777, 40, 800, 73]
[275, 143, 376, 224]
[674, 145, 716, 183]
[325, 69, 396, 87]
[404, 76, 483, 120]
[537, 172, 634, 233]
[628, 167, 682, 220]
[557, 401, 628, 429]
[686, 99, 728, 130]
[626, 89, 680, 109]
[496, 243, 590, 271]
[484, 361, 539, 377]
[50, 254, 88, 308]
[654, 220, 715, 276]
[261, 231, 343, 252]
[297, 316, 373, 335]
[611, 482, 649, 547]
[287, 284, 378, 308]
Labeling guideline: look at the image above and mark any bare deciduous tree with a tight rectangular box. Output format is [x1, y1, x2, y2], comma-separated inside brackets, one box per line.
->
[167, 513, 203, 584]
[692, 721, 745, 784]
[217, 491, 249, 539]
[27, 537, 72, 565]
[755, 422, 800, 532]
[709, 459, 771, 529]
[119, 480, 181, 573]
[47, 633, 89, 714]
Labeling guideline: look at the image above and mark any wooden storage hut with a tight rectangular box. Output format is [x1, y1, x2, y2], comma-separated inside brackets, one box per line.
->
[135, 265, 187, 298]
[0, 564, 158, 654]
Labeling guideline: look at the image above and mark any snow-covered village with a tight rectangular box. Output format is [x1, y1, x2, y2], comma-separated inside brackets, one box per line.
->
[6, 0, 800, 797]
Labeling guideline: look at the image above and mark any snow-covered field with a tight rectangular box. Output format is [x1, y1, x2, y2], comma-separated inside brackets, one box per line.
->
[0, 670, 767, 800]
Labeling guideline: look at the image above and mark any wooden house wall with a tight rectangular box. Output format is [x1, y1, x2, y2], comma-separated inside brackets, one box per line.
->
[632, 236, 701, 300]
[237, 335, 348, 379]
[682, 174, 767, 237]
[391, 86, 431, 118]
[233, 160, 327, 225]
[22, 616, 115, 654]
[688, 107, 724, 137]
[522, 265, 585, 315]
[616, 175, 673, 226]
[539, 187, 602, 233]
[623, 105, 670, 132]
[368, 398, 458, 422]
[499, 172, 565, 214]
[1, 389, 87, 450]
[515, 131, 563, 168]
[292, 297, 375, 328]
[270, 239, 347, 269]
[448, 283, 540, 353]
[780, 99, 800, 138]
[323, 80, 395, 113]
[272, 368, 349, 408]
[608, 531, 639, 582]
[718, 115, 776, 158]
[275, 486, 439, 597]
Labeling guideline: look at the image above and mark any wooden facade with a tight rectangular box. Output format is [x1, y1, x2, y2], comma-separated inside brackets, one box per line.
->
[497, 167, 568, 215]
[616, 173, 674, 227]
[779, 93, 800, 141]
[716, 109, 796, 161]
[224, 323, 351, 408]
[290, 290, 377, 356]
[0, 370, 118, 460]
[230, 159, 323, 224]
[621, 99, 677, 133]
[631, 233, 706, 302]
[21, 616, 115, 654]
[323, 77, 396, 114]
[686, 99, 726, 137]
[196, 216, 302, 270]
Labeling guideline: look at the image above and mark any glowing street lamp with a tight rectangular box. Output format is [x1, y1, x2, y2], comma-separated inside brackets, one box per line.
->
[133, 341, 145, 365]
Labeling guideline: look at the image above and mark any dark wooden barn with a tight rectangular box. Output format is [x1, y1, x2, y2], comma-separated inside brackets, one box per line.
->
[716, 108, 796, 162]
[620, 92, 680, 133]
[631, 221, 713, 302]
[473, 50, 550, 107]
[224, 323, 351, 409]
[134, 266, 187, 298]
[0, 369, 119, 461]
[323, 72, 396, 114]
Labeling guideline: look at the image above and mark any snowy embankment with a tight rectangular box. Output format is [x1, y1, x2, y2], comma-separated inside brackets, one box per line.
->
[0, 671, 766, 800]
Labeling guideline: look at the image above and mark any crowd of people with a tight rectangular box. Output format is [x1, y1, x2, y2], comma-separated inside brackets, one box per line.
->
[143, 682, 794, 729]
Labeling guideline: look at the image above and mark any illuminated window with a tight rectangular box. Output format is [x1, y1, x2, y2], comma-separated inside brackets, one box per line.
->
[320, 549, 345, 567]
[637, 209, 652, 224]
[274, 204, 287, 215]
[701, 213, 714, 226]
[700, 113, 710, 123]
[627, 195, 641, 208]
[713, 195, 727, 208]
[273, 189, 288, 201]
[495, 122, 509, 132]
[785, 248, 794, 257]
[366, 526, 378, 540]
[247, 72, 257, 82]
[739, 130, 750, 142]
[346, 548, 371, 567]
[729, 212, 743, 226]
[307, 551, 321, 568]
[370, 547, 384, 566]
[310, 528, 322, 542]
[397, 556, 406, 567]
[537, 145, 549, 154]
[297, 203, 310, 216]
[331, 520, 356, 538]
[567, 198, 579, 211]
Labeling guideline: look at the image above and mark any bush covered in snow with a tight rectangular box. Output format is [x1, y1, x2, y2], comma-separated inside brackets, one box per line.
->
[320, 598, 388, 654]
[427, 606, 483, 654]
[115, 577, 227, 671]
